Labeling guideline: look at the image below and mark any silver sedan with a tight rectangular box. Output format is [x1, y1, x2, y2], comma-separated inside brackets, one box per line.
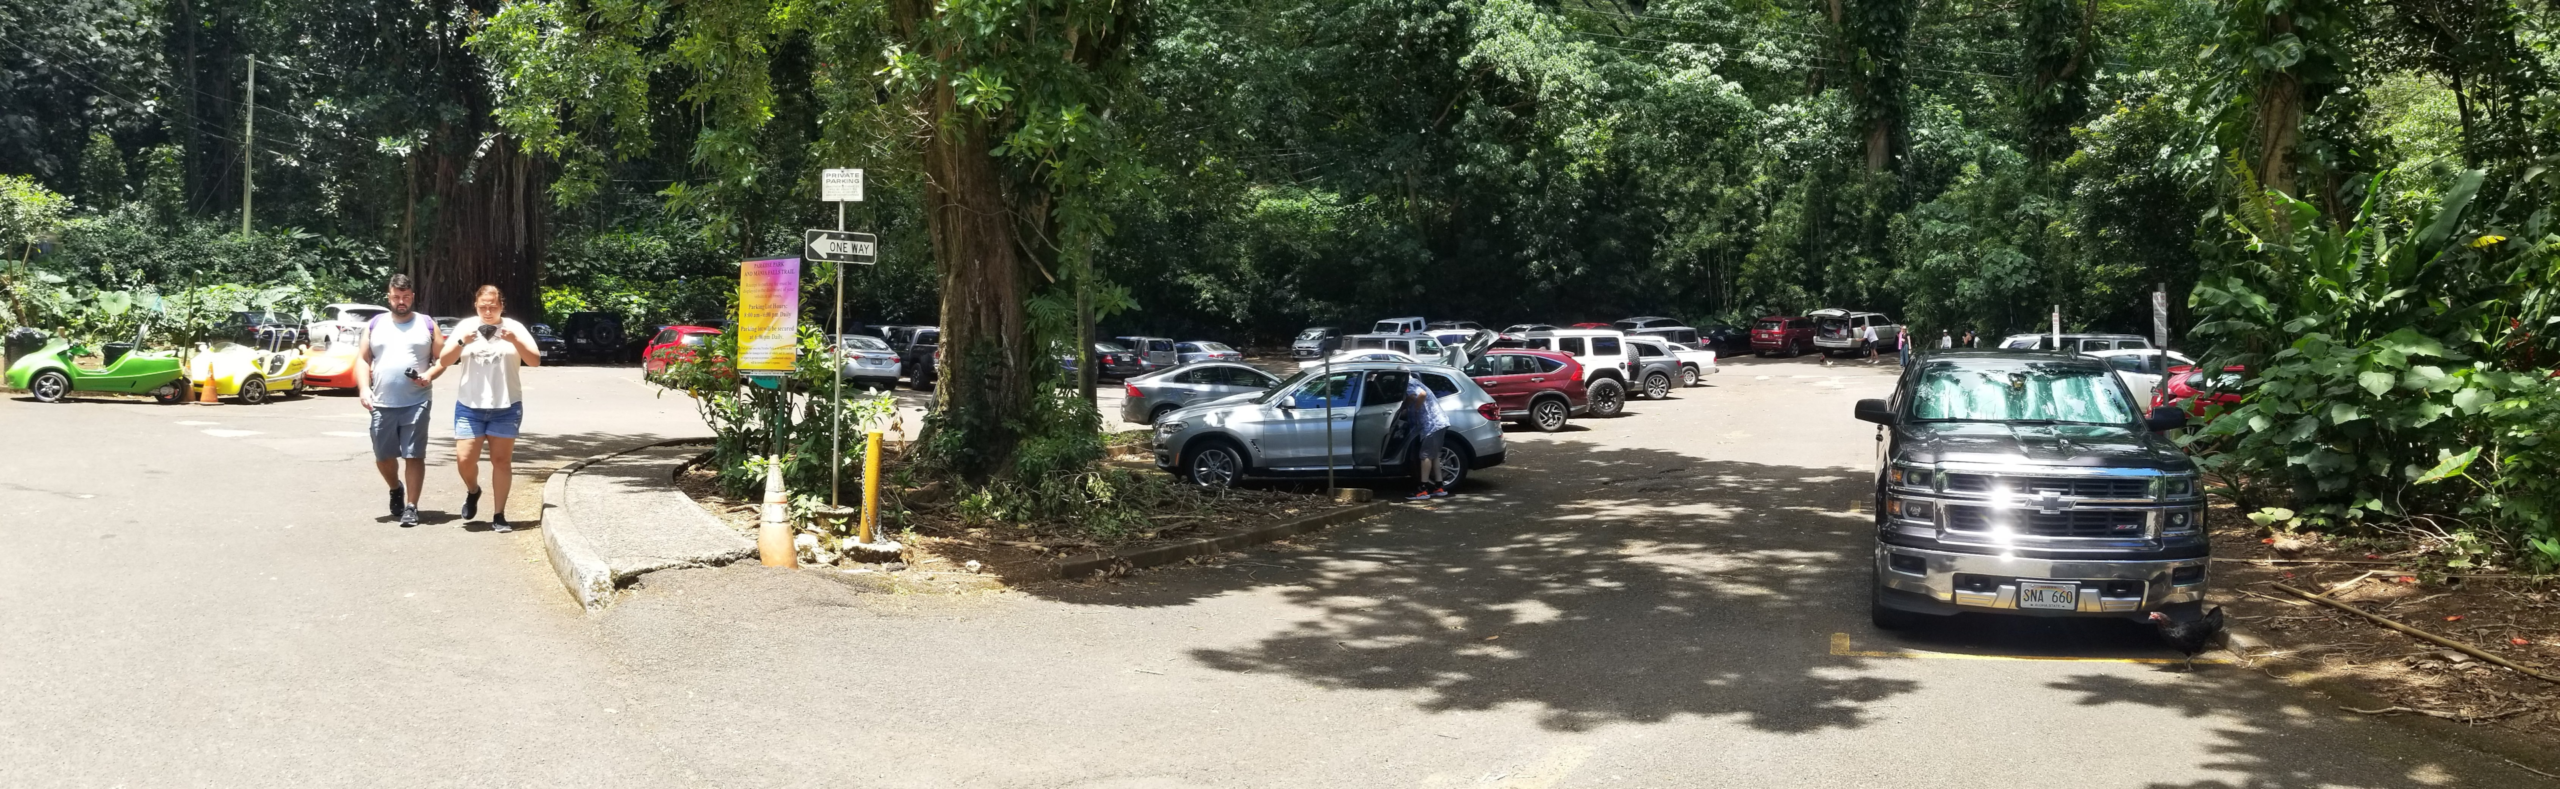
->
[1119, 362, 1281, 425]
[1151, 361, 1508, 489]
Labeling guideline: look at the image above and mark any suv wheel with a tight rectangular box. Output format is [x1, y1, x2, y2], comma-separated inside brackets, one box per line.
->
[1528, 397, 1569, 432]
[1587, 379, 1625, 418]
[1642, 371, 1672, 400]
[1680, 365, 1700, 387]
[1184, 440, 1246, 488]
[1429, 443, 1471, 490]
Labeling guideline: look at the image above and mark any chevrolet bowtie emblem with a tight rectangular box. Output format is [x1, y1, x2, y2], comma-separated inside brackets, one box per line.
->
[2032, 489, 2070, 515]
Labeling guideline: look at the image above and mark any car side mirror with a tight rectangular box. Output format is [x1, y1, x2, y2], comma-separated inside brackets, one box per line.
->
[2145, 406, 2188, 433]
[1854, 398, 1893, 425]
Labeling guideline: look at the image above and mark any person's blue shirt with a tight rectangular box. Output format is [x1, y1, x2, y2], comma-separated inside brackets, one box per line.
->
[1406, 377, 1449, 434]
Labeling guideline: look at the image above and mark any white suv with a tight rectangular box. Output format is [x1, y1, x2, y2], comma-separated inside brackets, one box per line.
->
[1518, 329, 1632, 416]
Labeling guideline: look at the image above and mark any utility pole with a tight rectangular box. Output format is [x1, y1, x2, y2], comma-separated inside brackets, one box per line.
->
[241, 56, 254, 235]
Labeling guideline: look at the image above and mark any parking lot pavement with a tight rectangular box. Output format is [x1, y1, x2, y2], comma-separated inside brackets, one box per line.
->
[5, 355, 2542, 786]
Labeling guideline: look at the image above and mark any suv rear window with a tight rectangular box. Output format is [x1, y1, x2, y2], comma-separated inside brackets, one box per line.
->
[1415, 372, 1459, 397]
[1592, 337, 1621, 356]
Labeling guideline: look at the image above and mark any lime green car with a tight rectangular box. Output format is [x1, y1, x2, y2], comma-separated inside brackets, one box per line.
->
[6, 337, 190, 404]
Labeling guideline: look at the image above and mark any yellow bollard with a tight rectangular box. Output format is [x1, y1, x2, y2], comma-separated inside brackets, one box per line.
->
[859, 431, 883, 544]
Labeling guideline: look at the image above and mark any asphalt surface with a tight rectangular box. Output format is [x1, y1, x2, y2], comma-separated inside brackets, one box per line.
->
[2, 358, 2543, 787]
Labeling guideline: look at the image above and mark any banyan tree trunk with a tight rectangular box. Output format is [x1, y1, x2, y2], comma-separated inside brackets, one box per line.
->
[918, 92, 1036, 481]
[418, 133, 546, 322]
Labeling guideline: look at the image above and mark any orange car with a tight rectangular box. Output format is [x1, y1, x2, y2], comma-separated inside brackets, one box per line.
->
[300, 323, 369, 389]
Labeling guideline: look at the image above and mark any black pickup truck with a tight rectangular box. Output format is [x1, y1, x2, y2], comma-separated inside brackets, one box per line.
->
[1854, 350, 2208, 630]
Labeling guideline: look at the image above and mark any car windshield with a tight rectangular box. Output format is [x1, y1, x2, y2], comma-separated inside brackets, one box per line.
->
[1295, 328, 1328, 341]
[839, 335, 891, 351]
[1909, 363, 2137, 425]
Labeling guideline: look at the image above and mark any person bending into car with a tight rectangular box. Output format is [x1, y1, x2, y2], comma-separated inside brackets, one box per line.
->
[357, 274, 441, 527]
[1402, 375, 1453, 501]
[431, 285, 542, 532]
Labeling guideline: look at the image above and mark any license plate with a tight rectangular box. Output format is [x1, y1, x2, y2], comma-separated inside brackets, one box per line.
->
[2017, 581, 2078, 610]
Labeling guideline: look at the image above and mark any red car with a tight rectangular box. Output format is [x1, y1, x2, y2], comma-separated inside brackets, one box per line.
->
[643, 325, 725, 379]
[1750, 316, 1816, 356]
[1463, 349, 1589, 432]
[1567, 322, 1613, 329]
[2159, 365, 2247, 416]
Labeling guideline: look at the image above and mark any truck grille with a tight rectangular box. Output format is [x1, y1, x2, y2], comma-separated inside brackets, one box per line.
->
[1942, 474, 2149, 499]
[1945, 505, 2148, 538]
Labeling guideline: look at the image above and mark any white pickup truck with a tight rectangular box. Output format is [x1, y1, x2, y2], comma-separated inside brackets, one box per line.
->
[1629, 328, 1720, 386]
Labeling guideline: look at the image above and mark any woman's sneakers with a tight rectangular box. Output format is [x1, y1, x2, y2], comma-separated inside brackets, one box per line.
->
[490, 513, 513, 534]
[1431, 488, 1453, 499]
[1405, 489, 1435, 502]
[461, 488, 483, 521]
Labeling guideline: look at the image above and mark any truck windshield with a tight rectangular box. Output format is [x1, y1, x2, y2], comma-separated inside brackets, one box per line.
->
[1909, 364, 2137, 425]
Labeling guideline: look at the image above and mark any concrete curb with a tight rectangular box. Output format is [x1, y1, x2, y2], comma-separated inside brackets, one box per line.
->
[540, 437, 717, 612]
[1006, 499, 1395, 583]
[2224, 626, 2560, 781]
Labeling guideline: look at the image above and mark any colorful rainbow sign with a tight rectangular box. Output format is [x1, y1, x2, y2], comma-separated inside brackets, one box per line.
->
[736, 257, 800, 374]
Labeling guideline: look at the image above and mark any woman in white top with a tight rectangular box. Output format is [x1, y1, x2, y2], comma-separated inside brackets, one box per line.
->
[431, 285, 541, 532]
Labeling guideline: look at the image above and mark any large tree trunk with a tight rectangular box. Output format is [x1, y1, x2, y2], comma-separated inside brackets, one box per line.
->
[2252, 15, 2302, 197]
[418, 131, 546, 321]
[919, 92, 1036, 480]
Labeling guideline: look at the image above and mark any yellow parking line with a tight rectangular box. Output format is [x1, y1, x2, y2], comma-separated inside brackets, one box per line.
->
[1830, 633, 2233, 665]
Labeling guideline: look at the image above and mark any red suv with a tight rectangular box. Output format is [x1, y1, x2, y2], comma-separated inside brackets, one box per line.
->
[1750, 316, 1815, 356]
[1462, 349, 1588, 432]
[643, 325, 724, 380]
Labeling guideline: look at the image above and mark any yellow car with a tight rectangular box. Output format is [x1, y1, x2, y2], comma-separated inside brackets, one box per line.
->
[191, 328, 309, 405]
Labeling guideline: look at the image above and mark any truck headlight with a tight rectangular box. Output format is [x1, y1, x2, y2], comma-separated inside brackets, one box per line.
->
[1886, 497, 1934, 521]
[2162, 507, 2202, 536]
[1889, 467, 1935, 489]
[2154, 475, 2197, 499]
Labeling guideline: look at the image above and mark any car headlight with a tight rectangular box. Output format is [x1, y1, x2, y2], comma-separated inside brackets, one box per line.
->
[1156, 420, 1187, 435]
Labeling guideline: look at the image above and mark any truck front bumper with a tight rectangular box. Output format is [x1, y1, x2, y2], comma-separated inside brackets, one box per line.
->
[1874, 543, 2208, 619]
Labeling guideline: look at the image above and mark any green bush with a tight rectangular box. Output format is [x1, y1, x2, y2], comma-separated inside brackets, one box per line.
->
[2189, 166, 2560, 570]
[654, 327, 900, 503]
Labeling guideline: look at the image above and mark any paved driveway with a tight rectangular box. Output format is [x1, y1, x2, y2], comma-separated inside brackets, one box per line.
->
[0, 358, 2540, 786]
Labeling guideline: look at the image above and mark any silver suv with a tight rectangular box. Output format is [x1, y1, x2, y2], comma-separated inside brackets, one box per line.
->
[1152, 361, 1508, 489]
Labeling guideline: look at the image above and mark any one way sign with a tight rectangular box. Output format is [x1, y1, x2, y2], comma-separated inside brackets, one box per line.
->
[804, 230, 877, 265]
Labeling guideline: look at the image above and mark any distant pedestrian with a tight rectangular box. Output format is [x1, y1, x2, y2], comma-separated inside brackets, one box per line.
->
[1863, 323, 1880, 365]
[1939, 330, 1953, 349]
[435, 285, 542, 533]
[1963, 329, 1978, 348]
[1402, 374, 1452, 501]
[1898, 327, 1911, 366]
[358, 274, 442, 527]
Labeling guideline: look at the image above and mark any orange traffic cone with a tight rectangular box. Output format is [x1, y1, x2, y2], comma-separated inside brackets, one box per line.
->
[194, 364, 220, 405]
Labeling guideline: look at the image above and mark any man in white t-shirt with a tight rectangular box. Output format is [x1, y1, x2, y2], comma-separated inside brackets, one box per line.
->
[430, 285, 541, 532]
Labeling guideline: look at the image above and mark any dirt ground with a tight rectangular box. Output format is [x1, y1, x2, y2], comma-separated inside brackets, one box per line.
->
[2208, 503, 2560, 741]
[673, 443, 1359, 586]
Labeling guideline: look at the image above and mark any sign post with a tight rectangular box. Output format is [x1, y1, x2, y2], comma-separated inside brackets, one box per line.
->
[812, 167, 888, 555]
[738, 256, 800, 567]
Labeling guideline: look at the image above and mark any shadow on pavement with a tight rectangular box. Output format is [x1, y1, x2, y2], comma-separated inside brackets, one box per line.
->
[2046, 670, 2534, 788]
[1039, 440, 1917, 733]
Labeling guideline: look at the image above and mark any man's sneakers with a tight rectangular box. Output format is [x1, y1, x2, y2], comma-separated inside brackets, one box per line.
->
[490, 513, 513, 534]
[1405, 489, 1435, 502]
[399, 504, 420, 528]
[388, 486, 406, 519]
[461, 489, 483, 521]
[1431, 488, 1453, 499]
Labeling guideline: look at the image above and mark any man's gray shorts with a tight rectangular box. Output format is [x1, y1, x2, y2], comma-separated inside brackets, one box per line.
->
[370, 401, 431, 461]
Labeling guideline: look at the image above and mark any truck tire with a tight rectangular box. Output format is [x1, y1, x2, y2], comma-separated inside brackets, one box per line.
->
[1870, 564, 1924, 631]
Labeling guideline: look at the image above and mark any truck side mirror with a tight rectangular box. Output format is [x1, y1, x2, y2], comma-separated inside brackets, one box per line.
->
[1854, 398, 1893, 425]
[2145, 406, 2189, 433]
